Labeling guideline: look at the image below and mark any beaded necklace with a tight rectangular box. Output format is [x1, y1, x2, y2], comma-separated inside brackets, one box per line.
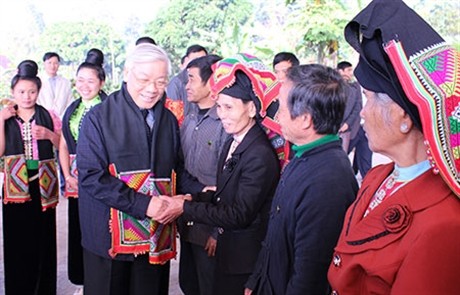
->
[16, 115, 34, 160]
[364, 160, 431, 217]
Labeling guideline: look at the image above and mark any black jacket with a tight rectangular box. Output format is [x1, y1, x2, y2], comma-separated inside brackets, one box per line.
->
[183, 123, 280, 274]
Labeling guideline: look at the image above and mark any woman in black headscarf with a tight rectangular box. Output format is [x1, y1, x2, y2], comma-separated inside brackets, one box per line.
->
[154, 53, 281, 295]
[328, 1, 460, 294]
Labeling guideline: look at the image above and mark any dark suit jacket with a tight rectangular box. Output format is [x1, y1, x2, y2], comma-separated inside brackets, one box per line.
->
[183, 123, 280, 275]
[77, 84, 181, 260]
[246, 140, 358, 295]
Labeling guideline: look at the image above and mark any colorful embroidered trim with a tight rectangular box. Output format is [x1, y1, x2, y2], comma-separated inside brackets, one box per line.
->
[3, 154, 30, 203]
[385, 41, 460, 196]
[210, 53, 280, 117]
[64, 154, 78, 198]
[164, 98, 184, 127]
[262, 116, 290, 168]
[3, 154, 59, 210]
[108, 164, 177, 264]
[38, 159, 59, 210]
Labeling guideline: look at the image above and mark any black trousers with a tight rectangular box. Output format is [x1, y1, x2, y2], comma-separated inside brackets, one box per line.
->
[83, 249, 170, 295]
[348, 126, 373, 178]
[68, 197, 84, 285]
[2, 176, 57, 295]
[179, 239, 216, 295]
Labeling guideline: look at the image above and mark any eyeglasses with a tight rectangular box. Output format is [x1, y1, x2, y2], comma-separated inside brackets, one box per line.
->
[131, 69, 168, 89]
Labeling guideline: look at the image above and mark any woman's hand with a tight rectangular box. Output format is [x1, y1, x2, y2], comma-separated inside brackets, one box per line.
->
[65, 176, 78, 192]
[32, 125, 52, 140]
[0, 103, 16, 121]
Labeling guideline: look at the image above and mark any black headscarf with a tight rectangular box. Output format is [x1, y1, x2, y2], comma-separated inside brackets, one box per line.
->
[344, 0, 444, 130]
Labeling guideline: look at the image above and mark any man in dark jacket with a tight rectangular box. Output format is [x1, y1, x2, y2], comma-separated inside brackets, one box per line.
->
[77, 43, 181, 295]
[245, 64, 359, 295]
[337, 61, 373, 178]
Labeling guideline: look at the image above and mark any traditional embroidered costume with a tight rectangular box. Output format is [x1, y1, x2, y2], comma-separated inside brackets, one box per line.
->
[2, 104, 59, 295]
[181, 54, 281, 295]
[61, 95, 103, 284]
[328, 1, 460, 294]
[77, 81, 181, 294]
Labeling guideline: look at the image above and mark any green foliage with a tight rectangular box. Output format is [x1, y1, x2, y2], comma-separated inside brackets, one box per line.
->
[38, 21, 126, 91]
[414, 0, 460, 44]
[144, 0, 253, 74]
[286, 0, 351, 65]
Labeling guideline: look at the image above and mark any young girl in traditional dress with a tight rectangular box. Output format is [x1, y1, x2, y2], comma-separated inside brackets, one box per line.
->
[59, 48, 106, 294]
[0, 60, 61, 295]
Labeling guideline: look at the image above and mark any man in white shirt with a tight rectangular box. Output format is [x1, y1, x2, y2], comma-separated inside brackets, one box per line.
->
[38, 52, 74, 118]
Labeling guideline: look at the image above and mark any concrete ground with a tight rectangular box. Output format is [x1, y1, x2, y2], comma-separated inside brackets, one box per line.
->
[0, 152, 390, 295]
[0, 193, 183, 295]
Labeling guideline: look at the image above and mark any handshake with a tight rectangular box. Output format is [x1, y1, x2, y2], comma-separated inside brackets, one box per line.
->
[146, 194, 192, 224]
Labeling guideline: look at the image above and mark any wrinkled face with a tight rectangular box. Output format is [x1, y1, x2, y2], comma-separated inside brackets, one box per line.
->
[76, 67, 104, 101]
[186, 67, 210, 104]
[361, 89, 401, 154]
[277, 80, 304, 145]
[126, 60, 168, 109]
[338, 66, 354, 82]
[216, 93, 255, 137]
[44, 56, 60, 77]
[12, 80, 39, 110]
[274, 61, 292, 82]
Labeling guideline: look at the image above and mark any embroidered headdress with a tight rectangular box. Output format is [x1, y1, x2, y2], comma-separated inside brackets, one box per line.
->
[210, 53, 280, 118]
[346, 0, 460, 196]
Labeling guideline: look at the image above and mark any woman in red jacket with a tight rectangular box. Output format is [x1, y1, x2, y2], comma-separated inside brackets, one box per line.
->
[328, 1, 460, 294]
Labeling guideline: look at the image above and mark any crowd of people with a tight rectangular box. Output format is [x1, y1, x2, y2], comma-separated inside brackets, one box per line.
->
[1, 0, 459, 294]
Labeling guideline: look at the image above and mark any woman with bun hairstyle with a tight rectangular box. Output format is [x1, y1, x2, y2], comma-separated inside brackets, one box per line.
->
[0, 60, 61, 295]
[59, 48, 106, 290]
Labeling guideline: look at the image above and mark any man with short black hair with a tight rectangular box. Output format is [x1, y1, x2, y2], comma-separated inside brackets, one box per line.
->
[167, 44, 208, 116]
[38, 51, 73, 118]
[337, 60, 373, 178]
[178, 54, 228, 295]
[272, 52, 300, 82]
[135, 36, 157, 45]
[245, 64, 358, 295]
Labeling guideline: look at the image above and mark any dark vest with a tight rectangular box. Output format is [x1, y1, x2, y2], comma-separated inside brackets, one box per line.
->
[5, 104, 54, 160]
[62, 96, 106, 154]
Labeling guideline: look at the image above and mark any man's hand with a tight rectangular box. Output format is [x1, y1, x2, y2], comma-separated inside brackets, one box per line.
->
[204, 236, 217, 257]
[244, 288, 253, 295]
[146, 196, 167, 219]
[153, 194, 190, 224]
